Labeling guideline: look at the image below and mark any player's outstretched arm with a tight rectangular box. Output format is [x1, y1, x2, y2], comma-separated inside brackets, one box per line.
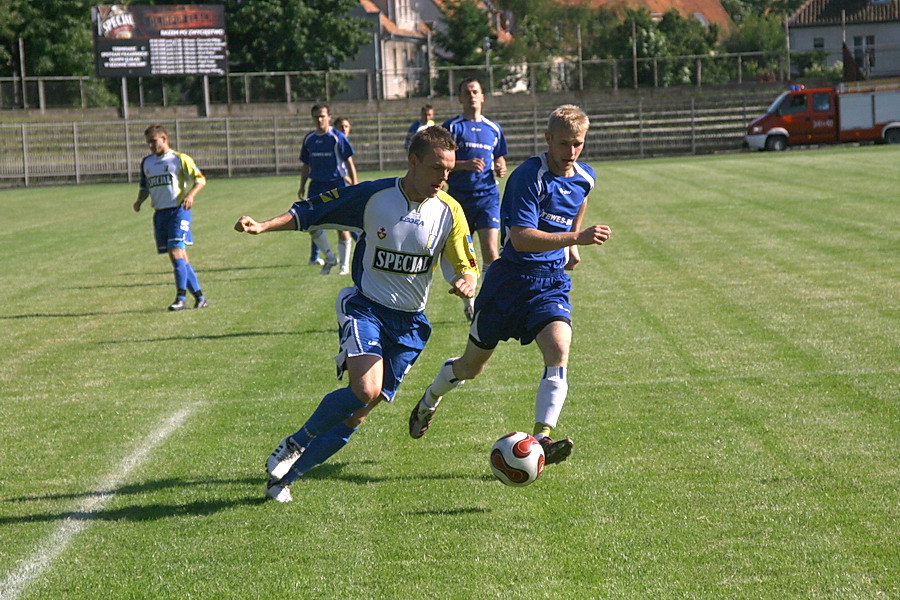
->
[448, 273, 477, 298]
[574, 224, 612, 246]
[234, 211, 295, 235]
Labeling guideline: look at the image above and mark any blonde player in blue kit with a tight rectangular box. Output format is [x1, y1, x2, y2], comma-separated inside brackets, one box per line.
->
[409, 105, 612, 465]
[133, 124, 209, 311]
[234, 127, 479, 503]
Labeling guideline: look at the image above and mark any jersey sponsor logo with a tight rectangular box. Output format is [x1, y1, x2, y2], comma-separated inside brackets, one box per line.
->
[540, 210, 573, 227]
[400, 215, 425, 226]
[373, 248, 433, 275]
[147, 173, 173, 188]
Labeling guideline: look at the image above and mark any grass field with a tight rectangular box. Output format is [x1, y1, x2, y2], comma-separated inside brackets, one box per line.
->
[1, 145, 898, 599]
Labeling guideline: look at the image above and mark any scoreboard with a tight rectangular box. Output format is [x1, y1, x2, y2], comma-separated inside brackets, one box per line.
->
[92, 5, 227, 77]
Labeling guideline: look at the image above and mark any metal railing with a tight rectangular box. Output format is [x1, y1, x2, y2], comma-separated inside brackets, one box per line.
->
[0, 49, 837, 112]
[0, 92, 774, 188]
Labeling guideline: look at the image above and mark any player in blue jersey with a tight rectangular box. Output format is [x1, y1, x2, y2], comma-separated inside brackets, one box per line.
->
[133, 124, 209, 311]
[409, 105, 612, 465]
[234, 126, 479, 502]
[405, 104, 435, 149]
[442, 79, 508, 321]
[300, 104, 358, 275]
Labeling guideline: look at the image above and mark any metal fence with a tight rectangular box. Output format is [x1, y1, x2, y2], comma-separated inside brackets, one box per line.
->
[0, 50, 802, 112]
[0, 91, 775, 188]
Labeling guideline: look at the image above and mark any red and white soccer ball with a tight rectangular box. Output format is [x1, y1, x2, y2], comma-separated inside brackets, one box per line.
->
[489, 432, 545, 487]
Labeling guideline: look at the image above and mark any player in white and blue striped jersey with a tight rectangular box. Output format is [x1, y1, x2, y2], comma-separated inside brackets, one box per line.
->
[410, 105, 613, 466]
[235, 127, 478, 502]
[133, 124, 208, 311]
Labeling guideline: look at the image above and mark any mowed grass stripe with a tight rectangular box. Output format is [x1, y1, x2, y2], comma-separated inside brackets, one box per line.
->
[1, 148, 897, 599]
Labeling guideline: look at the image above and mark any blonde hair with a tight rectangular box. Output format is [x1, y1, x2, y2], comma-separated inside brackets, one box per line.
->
[547, 105, 589, 134]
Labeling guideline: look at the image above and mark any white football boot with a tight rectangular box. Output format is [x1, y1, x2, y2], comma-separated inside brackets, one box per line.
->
[266, 436, 305, 480]
[265, 478, 292, 503]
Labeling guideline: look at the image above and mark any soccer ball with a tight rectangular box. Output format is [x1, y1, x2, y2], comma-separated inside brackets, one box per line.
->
[489, 432, 545, 487]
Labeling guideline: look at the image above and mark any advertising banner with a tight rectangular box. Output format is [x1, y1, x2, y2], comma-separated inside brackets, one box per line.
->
[92, 5, 227, 77]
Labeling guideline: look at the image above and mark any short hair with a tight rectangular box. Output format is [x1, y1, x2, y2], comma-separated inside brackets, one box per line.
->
[547, 104, 590, 134]
[144, 124, 168, 138]
[311, 103, 330, 115]
[334, 117, 350, 128]
[457, 78, 481, 96]
[408, 125, 456, 159]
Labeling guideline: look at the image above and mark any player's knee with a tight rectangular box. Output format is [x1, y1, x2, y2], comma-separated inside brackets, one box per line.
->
[349, 381, 381, 404]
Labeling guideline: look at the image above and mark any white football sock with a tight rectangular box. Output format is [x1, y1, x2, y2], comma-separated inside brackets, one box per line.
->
[311, 230, 333, 257]
[424, 357, 463, 406]
[338, 239, 352, 270]
[534, 366, 568, 430]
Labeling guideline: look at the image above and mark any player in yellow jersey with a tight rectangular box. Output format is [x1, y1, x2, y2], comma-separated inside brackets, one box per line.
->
[133, 124, 209, 311]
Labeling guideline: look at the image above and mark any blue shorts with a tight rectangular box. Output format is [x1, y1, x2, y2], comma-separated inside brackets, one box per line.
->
[153, 206, 193, 254]
[470, 259, 572, 349]
[333, 287, 432, 402]
[309, 178, 347, 199]
[448, 187, 500, 232]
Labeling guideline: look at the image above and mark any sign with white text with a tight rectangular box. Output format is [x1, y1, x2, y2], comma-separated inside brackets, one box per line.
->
[92, 4, 227, 77]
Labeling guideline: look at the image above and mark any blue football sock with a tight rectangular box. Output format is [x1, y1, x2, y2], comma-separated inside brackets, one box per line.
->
[282, 423, 357, 484]
[172, 258, 188, 294]
[185, 262, 201, 294]
[291, 387, 366, 448]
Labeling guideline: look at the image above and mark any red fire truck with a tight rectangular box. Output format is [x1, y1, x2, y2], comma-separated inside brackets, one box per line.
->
[745, 82, 900, 151]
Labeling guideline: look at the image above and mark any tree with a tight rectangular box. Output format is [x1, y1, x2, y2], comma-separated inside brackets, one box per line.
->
[433, 0, 495, 66]
[225, 0, 367, 72]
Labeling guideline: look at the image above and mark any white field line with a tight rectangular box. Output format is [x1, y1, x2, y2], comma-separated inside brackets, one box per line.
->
[0, 403, 200, 600]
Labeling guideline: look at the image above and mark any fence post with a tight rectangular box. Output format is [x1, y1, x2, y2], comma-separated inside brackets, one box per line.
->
[691, 97, 696, 155]
[695, 57, 702, 88]
[325, 71, 330, 102]
[80, 78, 87, 109]
[125, 120, 132, 184]
[226, 118, 233, 177]
[653, 58, 658, 88]
[638, 100, 644, 158]
[37, 79, 46, 114]
[532, 104, 539, 155]
[737, 55, 743, 84]
[73, 122, 80, 184]
[377, 111, 384, 171]
[244, 75, 250, 104]
[274, 116, 280, 175]
[21, 123, 29, 187]
[612, 61, 618, 93]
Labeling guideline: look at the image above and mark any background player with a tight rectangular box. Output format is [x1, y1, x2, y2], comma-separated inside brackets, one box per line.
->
[442, 79, 508, 320]
[300, 104, 358, 275]
[234, 127, 479, 503]
[409, 105, 612, 465]
[334, 117, 354, 186]
[133, 124, 209, 311]
[405, 104, 435, 149]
